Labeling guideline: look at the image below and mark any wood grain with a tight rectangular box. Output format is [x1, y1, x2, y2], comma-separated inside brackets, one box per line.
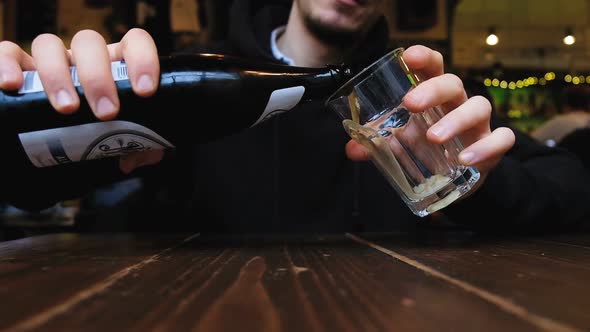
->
[0, 233, 194, 331]
[0, 233, 548, 332]
[0, 233, 590, 332]
[356, 232, 590, 332]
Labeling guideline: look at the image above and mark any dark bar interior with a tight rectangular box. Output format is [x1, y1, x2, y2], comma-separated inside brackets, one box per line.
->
[0, 1, 589, 331]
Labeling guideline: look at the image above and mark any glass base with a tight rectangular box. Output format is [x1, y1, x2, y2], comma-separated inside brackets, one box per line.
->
[407, 166, 480, 217]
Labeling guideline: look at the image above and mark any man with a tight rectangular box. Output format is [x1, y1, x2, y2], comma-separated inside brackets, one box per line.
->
[0, 0, 588, 233]
[532, 85, 590, 171]
[531, 85, 590, 146]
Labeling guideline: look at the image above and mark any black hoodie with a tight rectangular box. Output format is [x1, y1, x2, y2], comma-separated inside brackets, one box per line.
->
[9, 0, 590, 234]
[184, 0, 416, 233]
[180, 0, 590, 233]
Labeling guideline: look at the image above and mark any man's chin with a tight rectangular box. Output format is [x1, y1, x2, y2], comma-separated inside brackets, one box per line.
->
[305, 16, 366, 48]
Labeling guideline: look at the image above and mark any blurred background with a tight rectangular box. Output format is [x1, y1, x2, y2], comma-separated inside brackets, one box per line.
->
[0, 0, 589, 238]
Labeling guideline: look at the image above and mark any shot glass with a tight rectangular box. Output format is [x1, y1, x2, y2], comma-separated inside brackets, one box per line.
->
[326, 48, 480, 217]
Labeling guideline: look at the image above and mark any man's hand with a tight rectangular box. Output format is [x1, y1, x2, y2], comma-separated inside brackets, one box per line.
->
[0, 28, 164, 173]
[345, 45, 515, 184]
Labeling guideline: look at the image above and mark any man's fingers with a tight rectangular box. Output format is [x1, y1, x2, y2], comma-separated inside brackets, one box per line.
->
[71, 29, 119, 120]
[403, 73, 468, 114]
[32, 34, 80, 114]
[0, 40, 35, 90]
[67, 44, 119, 64]
[459, 127, 516, 171]
[119, 28, 160, 97]
[427, 95, 492, 145]
[345, 140, 371, 161]
[119, 150, 165, 174]
[402, 45, 444, 81]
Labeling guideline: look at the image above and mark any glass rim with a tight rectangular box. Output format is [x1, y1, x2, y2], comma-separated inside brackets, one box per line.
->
[325, 47, 408, 107]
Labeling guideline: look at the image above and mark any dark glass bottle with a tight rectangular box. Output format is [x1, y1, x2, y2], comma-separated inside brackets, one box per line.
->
[0, 53, 352, 168]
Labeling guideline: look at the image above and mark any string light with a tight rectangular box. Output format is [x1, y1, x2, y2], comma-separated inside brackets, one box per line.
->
[482, 71, 590, 89]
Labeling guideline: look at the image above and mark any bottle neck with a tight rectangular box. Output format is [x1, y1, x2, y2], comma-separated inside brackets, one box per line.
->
[300, 64, 353, 100]
[327, 64, 353, 86]
[156, 53, 353, 102]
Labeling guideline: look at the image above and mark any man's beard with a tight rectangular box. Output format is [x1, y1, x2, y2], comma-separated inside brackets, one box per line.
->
[303, 15, 367, 49]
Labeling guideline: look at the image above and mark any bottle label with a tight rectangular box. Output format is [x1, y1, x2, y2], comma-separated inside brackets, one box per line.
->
[18, 61, 130, 94]
[251, 86, 305, 126]
[18, 121, 174, 168]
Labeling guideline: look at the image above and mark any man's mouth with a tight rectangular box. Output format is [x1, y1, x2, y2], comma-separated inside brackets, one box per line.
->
[336, 0, 369, 7]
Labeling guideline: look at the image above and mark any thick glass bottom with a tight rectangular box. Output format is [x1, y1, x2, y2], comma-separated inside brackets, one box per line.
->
[407, 166, 481, 217]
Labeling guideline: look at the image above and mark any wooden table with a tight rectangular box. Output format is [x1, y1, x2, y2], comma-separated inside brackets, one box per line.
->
[0, 231, 589, 332]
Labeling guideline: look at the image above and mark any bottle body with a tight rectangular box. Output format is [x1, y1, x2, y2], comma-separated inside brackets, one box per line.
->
[0, 54, 351, 168]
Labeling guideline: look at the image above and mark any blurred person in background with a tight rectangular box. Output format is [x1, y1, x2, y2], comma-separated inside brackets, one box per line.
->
[105, 0, 210, 53]
[105, 0, 174, 54]
[531, 85, 590, 171]
[531, 85, 590, 147]
[0, 0, 589, 235]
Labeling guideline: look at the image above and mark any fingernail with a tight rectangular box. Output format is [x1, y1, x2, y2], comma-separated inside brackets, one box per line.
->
[96, 97, 116, 118]
[459, 151, 475, 164]
[136, 74, 154, 93]
[55, 89, 74, 108]
[429, 125, 445, 139]
[404, 90, 423, 107]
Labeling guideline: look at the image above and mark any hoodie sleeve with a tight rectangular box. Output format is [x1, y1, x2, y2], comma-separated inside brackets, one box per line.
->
[1, 144, 189, 212]
[443, 117, 590, 233]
